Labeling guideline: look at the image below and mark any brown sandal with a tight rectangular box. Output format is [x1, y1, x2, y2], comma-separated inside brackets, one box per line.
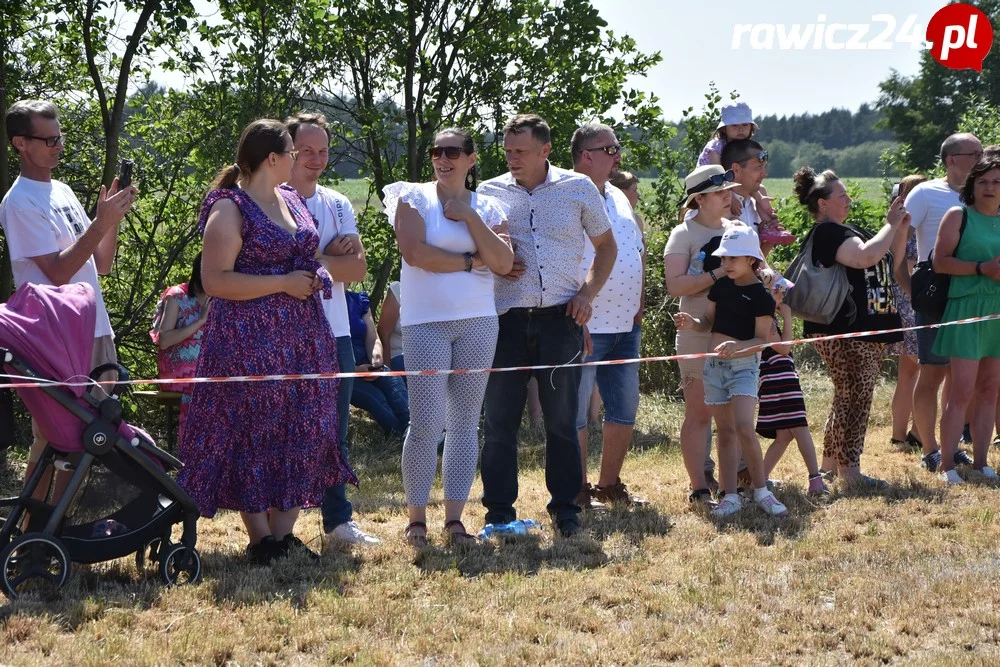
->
[443, 520, 477, 546]
[404, 521, 428, 547]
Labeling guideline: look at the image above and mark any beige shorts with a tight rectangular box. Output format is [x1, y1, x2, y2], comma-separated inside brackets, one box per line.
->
[675, 331, 711, 388]
[30, 335, 117, 462]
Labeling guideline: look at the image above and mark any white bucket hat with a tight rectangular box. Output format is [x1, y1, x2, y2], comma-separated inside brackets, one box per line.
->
[711, 224, 764, 261]
[717, 102, 758, 130]
[681, 164, 740, 207]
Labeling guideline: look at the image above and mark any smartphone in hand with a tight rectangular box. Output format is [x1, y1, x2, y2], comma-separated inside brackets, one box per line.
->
[119, 159, 134, 190]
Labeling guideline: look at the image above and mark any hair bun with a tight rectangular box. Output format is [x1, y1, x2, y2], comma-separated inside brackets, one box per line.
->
[792, 167, 817, 205]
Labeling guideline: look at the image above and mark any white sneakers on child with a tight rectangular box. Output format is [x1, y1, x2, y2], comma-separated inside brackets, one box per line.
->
[753, 488, 789, 517]
[938, 469, 964, 485]
[710, 488, 789, 518]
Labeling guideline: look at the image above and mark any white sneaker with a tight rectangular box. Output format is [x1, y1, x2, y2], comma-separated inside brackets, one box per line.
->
[754, 488, 789, 517]
[978, 466, 998, 480]
[710, 493, 745, 518]
[326, 521, 381, 548]
[938, 469, 964, 485]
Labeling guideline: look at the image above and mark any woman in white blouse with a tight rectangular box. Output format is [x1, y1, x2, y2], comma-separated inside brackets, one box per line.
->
[385, 128, 513, 547]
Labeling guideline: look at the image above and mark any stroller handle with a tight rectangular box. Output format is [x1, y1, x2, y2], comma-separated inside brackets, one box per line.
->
[89, 363, 130, 398]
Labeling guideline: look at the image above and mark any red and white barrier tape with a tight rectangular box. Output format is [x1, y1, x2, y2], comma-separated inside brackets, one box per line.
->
[3, 312, 999, 391]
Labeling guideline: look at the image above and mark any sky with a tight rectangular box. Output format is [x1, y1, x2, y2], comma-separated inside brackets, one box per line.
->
[588, 0, 950, 120]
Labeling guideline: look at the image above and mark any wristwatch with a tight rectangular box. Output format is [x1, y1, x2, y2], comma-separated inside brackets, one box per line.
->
[464, 252, 474, 272]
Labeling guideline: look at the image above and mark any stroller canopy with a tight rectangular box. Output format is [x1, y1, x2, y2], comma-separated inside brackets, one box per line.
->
[0, 282, 98, 452]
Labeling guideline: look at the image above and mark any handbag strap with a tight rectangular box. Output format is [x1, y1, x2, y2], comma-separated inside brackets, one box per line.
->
[925, 207, 968, 262]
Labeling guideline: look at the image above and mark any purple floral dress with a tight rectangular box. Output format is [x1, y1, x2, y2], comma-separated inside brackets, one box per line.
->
[178, 186, 357, 517]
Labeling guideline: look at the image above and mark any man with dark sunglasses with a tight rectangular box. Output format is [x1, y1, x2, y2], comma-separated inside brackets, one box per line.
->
[478, 113, 617, 538]
[0, 99, 137, 501]
[570, 123, 647, 510]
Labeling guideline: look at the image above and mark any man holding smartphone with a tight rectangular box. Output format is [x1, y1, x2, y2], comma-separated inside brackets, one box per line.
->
[0, 99, 137, 493]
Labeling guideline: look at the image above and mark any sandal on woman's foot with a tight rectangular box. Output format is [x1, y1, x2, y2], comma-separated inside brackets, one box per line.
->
[443, 520, 477, 546]
[404, 521, 428, 548]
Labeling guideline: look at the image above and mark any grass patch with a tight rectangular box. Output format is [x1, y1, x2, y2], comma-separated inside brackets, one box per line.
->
[3, 370, 1000, 664]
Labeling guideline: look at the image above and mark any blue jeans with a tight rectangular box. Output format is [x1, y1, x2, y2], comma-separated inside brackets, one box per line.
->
[482, 306, 584, 526]
[321, 336, 355, 532]
[575, 325, 641, 430]
[351, 375, 410, 436]
[703, 355, 760, 406]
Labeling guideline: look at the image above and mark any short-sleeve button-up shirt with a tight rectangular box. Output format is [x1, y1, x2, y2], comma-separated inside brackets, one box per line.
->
[478, 164, 612, 314]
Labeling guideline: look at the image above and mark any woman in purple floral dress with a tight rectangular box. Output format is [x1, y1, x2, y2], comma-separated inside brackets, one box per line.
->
[179, 119, 356, 565]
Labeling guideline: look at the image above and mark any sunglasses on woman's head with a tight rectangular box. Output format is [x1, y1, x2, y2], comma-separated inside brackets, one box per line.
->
[429, 146, 467, 159]
[687, 169, 735, 196]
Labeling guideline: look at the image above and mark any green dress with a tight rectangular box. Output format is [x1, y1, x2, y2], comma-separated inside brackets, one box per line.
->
[933, 207, 1000, 360]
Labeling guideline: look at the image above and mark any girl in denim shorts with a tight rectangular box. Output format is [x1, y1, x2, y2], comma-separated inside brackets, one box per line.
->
[673, 225, 789, 518]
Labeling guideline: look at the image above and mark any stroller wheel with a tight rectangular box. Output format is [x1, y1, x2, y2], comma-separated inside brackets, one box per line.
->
[0, 534, 70, 599]
[135, 537, 163, 576]
[159, 543, 201, 586]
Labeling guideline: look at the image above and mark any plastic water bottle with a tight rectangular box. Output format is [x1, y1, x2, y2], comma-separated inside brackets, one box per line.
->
[687, 250, 705, 276]
[478, 519, 540, 540]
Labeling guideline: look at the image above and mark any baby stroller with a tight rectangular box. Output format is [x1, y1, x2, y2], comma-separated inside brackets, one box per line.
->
[0, 282, 201, 599]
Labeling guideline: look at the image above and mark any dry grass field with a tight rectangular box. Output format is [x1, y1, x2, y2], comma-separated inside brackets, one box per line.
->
[1, 366, 1000, 666]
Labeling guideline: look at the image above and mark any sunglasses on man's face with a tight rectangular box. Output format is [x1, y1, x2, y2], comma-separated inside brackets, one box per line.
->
[584, 143, 621, 156]
[429, 146, 467, 160]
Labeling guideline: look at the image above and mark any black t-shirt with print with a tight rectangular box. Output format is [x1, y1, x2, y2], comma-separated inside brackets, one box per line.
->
[803, 222, 902, 344]
[708, 277, 776, 341]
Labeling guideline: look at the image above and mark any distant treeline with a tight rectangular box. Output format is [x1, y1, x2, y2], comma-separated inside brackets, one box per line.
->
[671, 103, 898, 178]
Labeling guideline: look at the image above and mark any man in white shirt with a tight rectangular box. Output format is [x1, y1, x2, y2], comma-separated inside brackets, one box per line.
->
[904, 132, 982, 472]
[478, 114, 617, 538]
[570, 123, 647, 509]
[0, 99, 136, 494]
[286, 112, 380, 548]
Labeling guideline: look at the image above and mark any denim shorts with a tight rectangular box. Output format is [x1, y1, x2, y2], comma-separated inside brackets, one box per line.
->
[576, 325, 641, 429]
[915, 310, 949, 366]
[703, 354, 760, 406]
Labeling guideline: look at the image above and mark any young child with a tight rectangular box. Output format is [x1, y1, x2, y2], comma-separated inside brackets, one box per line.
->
[697, 102, 785, 241]
[756, 274, 828, 495]
[673, 225, 789, 518]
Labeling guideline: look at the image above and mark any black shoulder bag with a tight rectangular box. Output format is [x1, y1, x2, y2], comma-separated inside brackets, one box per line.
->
[910, 208, 968, 320]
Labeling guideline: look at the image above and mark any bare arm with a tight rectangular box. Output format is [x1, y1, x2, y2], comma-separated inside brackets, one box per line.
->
[202, 198, 316, 300]
[834, 197, 909, 269]
[364, 309, 383, 368]
[320, 234, 367, 283]
[718, 314, 773, 359]
[32, 178, 135, 283]
[664, 253, 722, 297]
[768, 305, 793, 356]
[442, 199, 514, 274]
[155, 296, 209, 349]
[933, 207, 1000, 280]
[376, 288, 400, 362]
[578, 228, 618, 302]
[395, 202, 472, 272]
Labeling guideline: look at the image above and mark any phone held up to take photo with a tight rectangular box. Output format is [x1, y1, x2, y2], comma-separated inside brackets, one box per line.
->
[119, 159, 134, 190]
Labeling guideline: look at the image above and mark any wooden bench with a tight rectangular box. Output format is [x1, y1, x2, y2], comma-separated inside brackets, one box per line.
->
[132, 390, 183, 450]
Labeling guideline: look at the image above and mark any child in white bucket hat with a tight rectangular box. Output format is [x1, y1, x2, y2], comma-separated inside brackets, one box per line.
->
[673, 225, 790, 518]
[697, 102, 757, 168]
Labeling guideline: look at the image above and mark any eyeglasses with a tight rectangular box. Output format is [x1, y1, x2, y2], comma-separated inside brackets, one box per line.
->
[686, 169, 735, 196]
[953, 151, 984, 159]
[281, 149, 300, 160]
[429, 146, 467, 160]
[19, 134, 64, 148]
[584, 144, 621, 156]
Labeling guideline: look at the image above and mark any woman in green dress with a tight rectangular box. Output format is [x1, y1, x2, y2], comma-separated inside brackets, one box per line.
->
[932, 156, 1000, 484]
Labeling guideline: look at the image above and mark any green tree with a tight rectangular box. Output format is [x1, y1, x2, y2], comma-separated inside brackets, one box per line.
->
[877, 0, 1000, 170]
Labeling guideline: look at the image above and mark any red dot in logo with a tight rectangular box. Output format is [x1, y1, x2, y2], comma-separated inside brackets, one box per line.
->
[926, 3, 994, 71]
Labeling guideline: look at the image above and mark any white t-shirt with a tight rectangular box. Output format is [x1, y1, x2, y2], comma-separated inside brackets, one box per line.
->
[0, 176, 113, 338]
[579, 184, 644, 334]
[304, 185, 358, 338]
[733, 191, 760, 233]
[905, 179, 962, 261]
[383, 181, 508, 326]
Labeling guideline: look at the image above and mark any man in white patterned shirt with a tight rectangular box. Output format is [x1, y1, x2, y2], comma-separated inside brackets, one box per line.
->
[478, 114, 617, 537]
[570, 123, 647, 510]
